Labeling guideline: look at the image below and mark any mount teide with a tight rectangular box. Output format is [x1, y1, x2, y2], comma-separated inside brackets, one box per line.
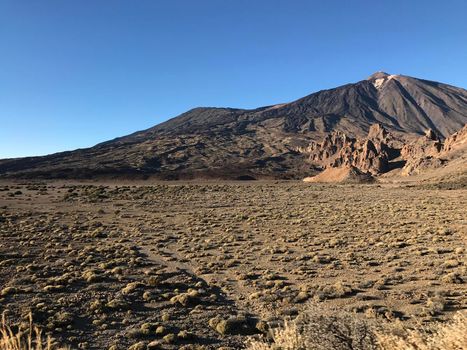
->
[2, 72, 467, 179]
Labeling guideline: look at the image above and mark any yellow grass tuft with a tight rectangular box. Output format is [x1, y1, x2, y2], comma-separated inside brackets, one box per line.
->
[247, 304, 378, 350]
[246, 310, 467, 350]
[1, 314, 68, 350]
[247, 320, 305, 350]
[377, 311, 467, 350]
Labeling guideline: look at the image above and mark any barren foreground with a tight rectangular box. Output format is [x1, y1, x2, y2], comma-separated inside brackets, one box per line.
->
[0, 181, 465, 349]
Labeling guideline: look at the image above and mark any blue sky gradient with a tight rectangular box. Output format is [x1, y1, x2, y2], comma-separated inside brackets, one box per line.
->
[1, 0, 466, 158]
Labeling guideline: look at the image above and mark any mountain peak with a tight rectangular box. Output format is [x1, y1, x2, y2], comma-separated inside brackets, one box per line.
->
[366, 71, 402, 89]
[1, 73, 466, 180]
[367, 71, 390, 80]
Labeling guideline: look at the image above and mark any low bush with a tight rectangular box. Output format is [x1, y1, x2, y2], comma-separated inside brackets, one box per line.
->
[246, 305, 466, 350]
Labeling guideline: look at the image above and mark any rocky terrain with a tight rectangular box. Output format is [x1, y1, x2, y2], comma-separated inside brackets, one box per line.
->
[0, 72, 466, 349]
[300, 123, 467, 184]
[299, 124, 397, 176]
[400, 125, 467, 176]
[0, 181, 466, 349]
[1, 72, 466, 180]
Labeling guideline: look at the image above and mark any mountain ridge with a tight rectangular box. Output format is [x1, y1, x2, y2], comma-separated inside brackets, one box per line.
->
[1, 72, 466, 180]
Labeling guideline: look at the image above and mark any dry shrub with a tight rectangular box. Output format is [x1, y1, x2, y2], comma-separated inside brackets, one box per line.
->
[1, 314, 68, 350]
[247, 304, 378, 350]
[247, 320, 304, 350]
[377, 311, 467, 350]
[247, 305, 467, 350]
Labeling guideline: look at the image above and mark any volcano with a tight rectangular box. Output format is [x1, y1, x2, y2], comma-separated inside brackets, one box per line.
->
[1, 72, 466, 180]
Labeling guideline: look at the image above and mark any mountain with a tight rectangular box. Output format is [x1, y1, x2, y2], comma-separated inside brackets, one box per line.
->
[1, 72, 466, 180]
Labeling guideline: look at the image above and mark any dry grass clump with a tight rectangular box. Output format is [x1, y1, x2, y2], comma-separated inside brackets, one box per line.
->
[246, 306, 467, 350]
[247, 320, 304, 350]
[377, 311, 466, 350]
[1, 315, 68, 350]
[247, 305, 378, 350]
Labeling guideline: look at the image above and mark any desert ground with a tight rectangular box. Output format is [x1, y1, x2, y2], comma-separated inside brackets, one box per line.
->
[0, 180, 465, 349]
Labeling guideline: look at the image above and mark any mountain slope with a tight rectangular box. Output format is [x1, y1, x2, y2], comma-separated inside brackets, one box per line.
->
[1, 72, 466, 179]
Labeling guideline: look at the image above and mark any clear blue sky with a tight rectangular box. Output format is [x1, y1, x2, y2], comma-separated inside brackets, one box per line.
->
[1, 0, 466, 158]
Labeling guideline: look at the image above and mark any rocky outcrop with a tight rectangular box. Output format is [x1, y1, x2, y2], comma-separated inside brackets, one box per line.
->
[400, 129, 443, 160]
[302, 123, 467, 180]
[332, 139, 389, 175]
[443, 124, 467, 153]
[400, 126, 467, 176]
[401, 157, 446, 176]
[399, 129, 443, 175]
[367, 123, 389, 143]
[300, 124, 391, 175]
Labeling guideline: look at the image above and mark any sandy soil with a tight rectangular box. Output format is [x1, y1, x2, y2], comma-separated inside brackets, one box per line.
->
[0, 180, 465, 349]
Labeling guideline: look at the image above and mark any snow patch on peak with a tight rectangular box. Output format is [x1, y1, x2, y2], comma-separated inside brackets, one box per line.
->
[373, 78, 385, 89]
[372, 74, 399, 89]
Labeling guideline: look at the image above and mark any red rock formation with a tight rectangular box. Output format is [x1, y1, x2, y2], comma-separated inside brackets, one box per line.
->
[302, 123, 467, 180]
[367, 123, 389, 143]
[400, 129, 443, 160]
[400, 125, 467, 175]
[300, 124, 391, 175]
[443, 124, 467, 153]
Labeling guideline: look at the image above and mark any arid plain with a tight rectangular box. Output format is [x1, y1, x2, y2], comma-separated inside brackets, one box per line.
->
[0, 180, 465, 349]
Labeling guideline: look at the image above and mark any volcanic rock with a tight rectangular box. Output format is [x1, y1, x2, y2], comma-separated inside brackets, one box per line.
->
[401, 157, 446, 176]
[303, 166, 374, 183]
[300, 124, 392, 175]
[367, 123, 389, 143]
[0, 72, 466, 179]
[401, 129, 443, 160]
[443, 124, 467, 153]
[400, 125, 467, 176]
